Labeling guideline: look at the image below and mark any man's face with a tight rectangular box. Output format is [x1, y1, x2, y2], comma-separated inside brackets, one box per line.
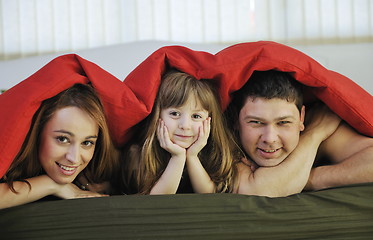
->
[238, 97, 305, 167]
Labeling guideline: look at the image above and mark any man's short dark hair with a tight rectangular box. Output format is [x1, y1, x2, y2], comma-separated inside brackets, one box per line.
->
[225, 70, 304, 135]
[232, 70, 303, 112]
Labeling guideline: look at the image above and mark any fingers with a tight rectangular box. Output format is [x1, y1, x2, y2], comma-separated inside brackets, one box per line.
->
[75, 174, 90, 190]
[157, 119, 185, 156]
[157, 119, 171, 149]
[57, 183, 109, 199]
[204, 117, 211, 139]
[198, 117, 211, 143]
[157, 119, 165, 147]
[187, 117, 211, 157]
[75, 191, 109, 198]
[72, 184, 109, 198]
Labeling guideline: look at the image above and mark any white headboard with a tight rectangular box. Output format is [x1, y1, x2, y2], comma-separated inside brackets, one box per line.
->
[0, 41, 372, 95]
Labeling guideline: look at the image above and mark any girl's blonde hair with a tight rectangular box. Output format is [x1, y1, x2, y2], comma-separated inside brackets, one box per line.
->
[2, 83, 119, 192]
[122, 70, 239, 194]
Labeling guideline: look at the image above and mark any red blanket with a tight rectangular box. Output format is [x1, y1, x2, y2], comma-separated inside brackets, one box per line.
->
[1, 41, 372, 177]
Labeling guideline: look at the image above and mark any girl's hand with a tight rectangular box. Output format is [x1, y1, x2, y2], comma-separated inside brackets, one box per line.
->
[54, 182, 108, 199]
[157, 119, 186, 157]
[187, 117, 211, 158]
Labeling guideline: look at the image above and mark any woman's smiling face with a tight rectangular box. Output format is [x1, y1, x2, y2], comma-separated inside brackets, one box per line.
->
[38, 106, 99, 184]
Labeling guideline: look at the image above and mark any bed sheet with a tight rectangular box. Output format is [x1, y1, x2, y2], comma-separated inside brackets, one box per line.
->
[1, 183, 373, 240]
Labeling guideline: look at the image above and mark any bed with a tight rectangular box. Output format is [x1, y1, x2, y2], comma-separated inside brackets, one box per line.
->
[1, 183, 373, 239]
[0, 41, 372, 239]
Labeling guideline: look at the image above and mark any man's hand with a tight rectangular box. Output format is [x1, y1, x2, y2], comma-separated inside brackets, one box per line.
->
[304, 103, 341, 141]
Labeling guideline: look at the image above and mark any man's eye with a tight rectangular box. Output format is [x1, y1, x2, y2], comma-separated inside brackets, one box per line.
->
[278, 121, 291, 125]
[56, 136, 69, 143]
[248, 120, 262, 124]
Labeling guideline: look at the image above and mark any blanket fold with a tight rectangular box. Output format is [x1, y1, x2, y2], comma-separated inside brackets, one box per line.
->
[1, 41, 372, 178]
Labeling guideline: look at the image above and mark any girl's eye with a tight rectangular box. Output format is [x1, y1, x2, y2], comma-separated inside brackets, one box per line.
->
[192, 114, 203, 119]
[56, 136, 69, 144]
[82, 141, 95, 148]
[169, 111, 180, 117]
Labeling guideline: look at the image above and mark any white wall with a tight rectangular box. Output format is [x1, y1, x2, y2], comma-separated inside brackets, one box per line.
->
[1, 0, 373, 60]
[0, 41, 372, 95]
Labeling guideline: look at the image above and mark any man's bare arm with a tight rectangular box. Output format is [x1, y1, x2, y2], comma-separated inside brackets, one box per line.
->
[306, 122, 373, 191]
[236, 105, 341, 197]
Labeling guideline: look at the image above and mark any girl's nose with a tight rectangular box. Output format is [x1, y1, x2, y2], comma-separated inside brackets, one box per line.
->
[178, 116, 191, 130]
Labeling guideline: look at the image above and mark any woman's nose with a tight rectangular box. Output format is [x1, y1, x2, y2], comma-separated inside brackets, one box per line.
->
[65, 145, 80, 164]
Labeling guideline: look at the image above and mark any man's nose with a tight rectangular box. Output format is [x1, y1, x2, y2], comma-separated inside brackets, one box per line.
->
[261, 125, 279, 144]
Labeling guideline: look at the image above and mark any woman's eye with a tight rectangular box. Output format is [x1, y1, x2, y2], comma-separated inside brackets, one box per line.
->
[82, 141, 95, 148]
[56, 136, 69, 143]
[249, 120, 262, 124]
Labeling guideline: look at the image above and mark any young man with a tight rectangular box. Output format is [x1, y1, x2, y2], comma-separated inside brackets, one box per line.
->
[227, 70, 373, 197]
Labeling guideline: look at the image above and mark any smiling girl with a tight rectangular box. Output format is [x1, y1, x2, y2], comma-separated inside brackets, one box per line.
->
[0, 84, 119, 209]
[120, 70, 239, 195]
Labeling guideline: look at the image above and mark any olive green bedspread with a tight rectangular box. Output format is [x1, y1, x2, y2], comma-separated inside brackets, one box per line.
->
[1, 183, 373, 240]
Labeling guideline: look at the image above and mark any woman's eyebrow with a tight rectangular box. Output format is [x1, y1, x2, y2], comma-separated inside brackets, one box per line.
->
[53, 130, 73, 136]
[85, 135, 98, 140]
[54, 130, 98, 139]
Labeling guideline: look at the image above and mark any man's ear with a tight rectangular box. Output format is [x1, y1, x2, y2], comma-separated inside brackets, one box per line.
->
[299, 105, 306, 131]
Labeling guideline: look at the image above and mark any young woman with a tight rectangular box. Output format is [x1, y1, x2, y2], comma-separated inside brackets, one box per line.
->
[0, 83, 119, 209]
[121, 70, 239, 195]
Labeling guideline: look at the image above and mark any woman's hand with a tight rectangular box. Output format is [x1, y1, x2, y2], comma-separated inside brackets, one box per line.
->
[157, 119, 186, 157]
[186, 117, 211, 158]
[54, 182, 108, 199]
[75, 174, 112, 194]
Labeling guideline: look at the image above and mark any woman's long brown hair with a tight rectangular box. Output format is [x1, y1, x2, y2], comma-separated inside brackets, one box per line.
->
[2, 83, 119, 192]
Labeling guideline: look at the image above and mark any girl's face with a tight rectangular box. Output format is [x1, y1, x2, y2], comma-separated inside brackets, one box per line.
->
[160, 96, 209, 149]
[39, 106, 99, 184]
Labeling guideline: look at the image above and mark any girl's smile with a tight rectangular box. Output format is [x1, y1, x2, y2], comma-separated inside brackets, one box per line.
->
[160, 96, 209, 149]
